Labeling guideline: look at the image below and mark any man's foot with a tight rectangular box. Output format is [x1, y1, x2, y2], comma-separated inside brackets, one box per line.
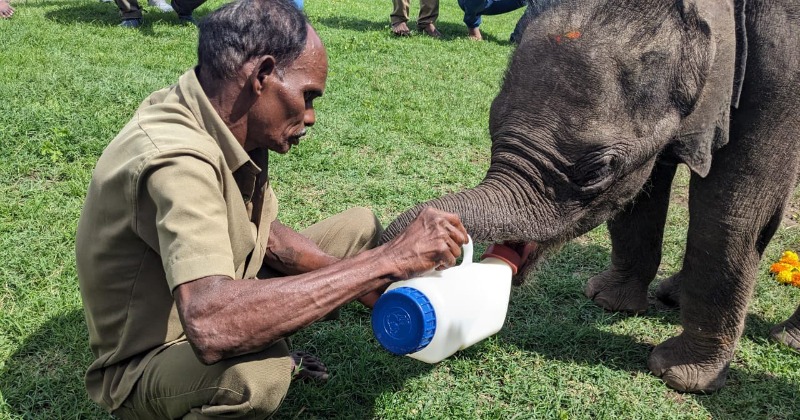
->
[420, 22, 441, 38]
[291, 350, 329, 383]
[0, 0, 14, 19]
[467, 27, 482, 41]
[119, 18, 143, 28]
[391, 21, 411, 37]
[148, 0, 174, 13]
[178, 14, 195, 25]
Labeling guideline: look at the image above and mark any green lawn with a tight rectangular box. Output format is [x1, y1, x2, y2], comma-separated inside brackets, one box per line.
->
[1, 0, 799, 419]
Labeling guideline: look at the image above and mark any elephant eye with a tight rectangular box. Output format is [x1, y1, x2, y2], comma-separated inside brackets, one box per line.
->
[572, 152, 617, 191]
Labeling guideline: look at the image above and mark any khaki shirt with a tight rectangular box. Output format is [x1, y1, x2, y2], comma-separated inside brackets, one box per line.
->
[75, 69, 278, 412]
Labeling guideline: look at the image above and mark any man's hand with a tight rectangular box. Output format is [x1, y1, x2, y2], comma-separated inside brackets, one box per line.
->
[381, 207, 469, 281]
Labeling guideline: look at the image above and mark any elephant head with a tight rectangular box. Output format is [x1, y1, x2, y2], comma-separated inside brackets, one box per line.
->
[382, 0, 737, 256]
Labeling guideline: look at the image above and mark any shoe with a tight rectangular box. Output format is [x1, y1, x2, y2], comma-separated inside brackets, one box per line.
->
[178, 14, 195, 25]
[99, 0, 113, 3]
[119, 18, 143, 28]
[148, 0, 174, 13]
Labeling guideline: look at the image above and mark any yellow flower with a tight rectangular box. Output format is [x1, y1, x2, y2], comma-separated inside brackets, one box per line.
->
[770, 262, 794, 274]
[779, 250, 800, 268]
[777, 270, 794, 284]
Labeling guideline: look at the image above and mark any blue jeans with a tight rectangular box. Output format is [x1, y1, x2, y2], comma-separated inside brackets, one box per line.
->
[293, 0, 303, 9]
[457, 0, 526, 28]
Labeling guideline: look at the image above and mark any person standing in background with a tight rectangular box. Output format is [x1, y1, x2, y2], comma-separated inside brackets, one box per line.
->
[390, 0, 440, 37]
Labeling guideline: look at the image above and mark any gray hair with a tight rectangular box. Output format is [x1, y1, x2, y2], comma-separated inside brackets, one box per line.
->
[197, 0, 308, 80]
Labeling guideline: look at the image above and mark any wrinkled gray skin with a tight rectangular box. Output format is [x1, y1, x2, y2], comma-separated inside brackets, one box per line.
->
[382, 0, 800, 393]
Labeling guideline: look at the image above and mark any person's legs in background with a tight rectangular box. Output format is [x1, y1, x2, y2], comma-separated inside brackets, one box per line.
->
[390, 0, 412, 36]
[115, 0, 144, 27]
[458, 0, 526, 40]
[416, 0, 440, 38]
[170, 0, 206, 24]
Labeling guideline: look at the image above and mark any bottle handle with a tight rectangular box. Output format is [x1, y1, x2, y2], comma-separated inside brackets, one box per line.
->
[459, 236, 473, 266]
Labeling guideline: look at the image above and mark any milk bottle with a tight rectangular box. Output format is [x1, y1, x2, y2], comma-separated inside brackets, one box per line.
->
[371, 238, 519, 363]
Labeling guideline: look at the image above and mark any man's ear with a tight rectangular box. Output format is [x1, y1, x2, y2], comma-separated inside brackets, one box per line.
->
[250, 55, 278, 95]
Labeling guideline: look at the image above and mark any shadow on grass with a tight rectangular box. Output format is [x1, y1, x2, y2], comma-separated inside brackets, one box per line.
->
[0, 306, 425, 419]
[314, 16, 511, 45]
[0, 309, 108, 419]
[43, 2, 207, 36]
[502, 241, 800, 418]
[273, 304, 435, 418]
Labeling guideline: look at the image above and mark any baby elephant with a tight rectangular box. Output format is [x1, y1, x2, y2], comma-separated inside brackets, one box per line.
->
[383, 0, 800, 393]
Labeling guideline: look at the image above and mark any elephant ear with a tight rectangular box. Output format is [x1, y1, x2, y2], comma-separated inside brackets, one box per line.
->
[671, 0, 737, 177]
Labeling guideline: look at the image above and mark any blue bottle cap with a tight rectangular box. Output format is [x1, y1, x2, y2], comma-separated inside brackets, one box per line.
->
[371, 287, 437, 355]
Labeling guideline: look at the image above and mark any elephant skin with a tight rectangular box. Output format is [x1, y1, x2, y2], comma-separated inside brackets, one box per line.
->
[381, 0, 800, 393]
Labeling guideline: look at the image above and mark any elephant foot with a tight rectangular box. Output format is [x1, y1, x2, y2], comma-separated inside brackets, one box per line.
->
[769, 316, 800, 351]
[585, 269, 649, 314]
[655, 274, 681, 307]
[648, 334, 731, 393]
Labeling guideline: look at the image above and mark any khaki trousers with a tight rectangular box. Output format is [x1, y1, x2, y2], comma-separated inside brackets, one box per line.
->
[113, 207, 383, 419]
[390, 0, 439, 28]
[115, 0, 206, 19]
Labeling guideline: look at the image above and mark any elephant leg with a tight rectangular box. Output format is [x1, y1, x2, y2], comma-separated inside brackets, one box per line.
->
[649, 3, 800, 392]
[656, 194, 783, 308]
[770, 305, 800, 350]
[585, 162, 677, 314]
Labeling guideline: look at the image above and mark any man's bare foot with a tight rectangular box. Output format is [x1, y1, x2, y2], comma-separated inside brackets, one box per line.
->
[391, 21, 411, 37]
[0, 0, 14, 19]
[467, 27, 482, 41]
[420, 22, 441, 38]
[291, 350, 329, 383]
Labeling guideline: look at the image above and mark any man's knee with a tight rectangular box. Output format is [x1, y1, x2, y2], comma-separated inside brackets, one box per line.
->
[214, 353, 293, 419]
[341, 206, 383, 251]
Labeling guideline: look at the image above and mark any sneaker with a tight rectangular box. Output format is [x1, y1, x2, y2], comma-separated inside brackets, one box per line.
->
[119, 17, 142, 28]
[148, 0, 174, 12]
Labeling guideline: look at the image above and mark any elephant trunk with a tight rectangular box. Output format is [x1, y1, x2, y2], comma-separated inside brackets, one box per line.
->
[381, 175, 559, 245]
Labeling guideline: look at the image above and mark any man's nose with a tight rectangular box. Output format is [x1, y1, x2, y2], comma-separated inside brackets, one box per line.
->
[304, 108, 316, 127]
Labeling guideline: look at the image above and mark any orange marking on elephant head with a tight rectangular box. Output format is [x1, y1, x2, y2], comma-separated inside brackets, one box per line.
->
[550, 30, 582, 45]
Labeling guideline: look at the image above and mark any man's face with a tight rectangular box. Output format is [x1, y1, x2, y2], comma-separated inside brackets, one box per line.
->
[245, 30, 328, 153]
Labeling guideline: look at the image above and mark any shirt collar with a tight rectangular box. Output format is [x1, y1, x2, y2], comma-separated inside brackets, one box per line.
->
[176, 68, 260, 174]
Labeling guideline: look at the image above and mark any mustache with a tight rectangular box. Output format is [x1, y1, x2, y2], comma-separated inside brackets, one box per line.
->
[290, 130, 307, 141]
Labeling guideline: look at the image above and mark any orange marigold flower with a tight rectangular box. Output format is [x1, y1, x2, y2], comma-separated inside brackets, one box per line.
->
[791, 272, 800, 288]
[779, 250, 800, 267]
[770, 262, 794, 274]
[777, 270, 794, 284]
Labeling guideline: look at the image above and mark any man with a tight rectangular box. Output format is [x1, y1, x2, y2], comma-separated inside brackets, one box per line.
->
[76, 0, 469, 418]
[390, 0, 440, 37]
[115, 0, 204, 28]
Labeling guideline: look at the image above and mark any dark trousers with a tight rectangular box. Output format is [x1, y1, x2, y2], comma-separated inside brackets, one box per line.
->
[115, 0, 206, 19]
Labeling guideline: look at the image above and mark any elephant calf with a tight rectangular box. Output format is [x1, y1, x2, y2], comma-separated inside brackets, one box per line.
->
[382, 0, 800, 393]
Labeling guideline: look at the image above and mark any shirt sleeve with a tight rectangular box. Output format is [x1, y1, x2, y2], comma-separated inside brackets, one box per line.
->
[143, 154, 236, 291]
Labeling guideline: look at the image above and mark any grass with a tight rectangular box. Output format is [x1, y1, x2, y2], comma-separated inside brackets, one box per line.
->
[1, 0, 799, 419]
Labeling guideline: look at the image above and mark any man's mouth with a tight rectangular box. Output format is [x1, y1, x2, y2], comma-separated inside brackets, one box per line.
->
[289, 130, 306, 146]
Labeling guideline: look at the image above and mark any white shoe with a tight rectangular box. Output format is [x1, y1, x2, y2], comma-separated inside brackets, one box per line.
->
[148, 0, 174, 12]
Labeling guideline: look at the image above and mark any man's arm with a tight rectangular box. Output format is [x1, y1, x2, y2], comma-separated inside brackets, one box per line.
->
[263, 220, 339, 275]
[174, 207, 468, 365]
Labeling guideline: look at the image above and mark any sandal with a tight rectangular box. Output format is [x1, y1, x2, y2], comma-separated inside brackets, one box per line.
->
[391, 22, 411, 37]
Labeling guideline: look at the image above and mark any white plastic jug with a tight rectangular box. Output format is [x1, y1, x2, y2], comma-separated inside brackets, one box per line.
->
[371, 238, 517, 363]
